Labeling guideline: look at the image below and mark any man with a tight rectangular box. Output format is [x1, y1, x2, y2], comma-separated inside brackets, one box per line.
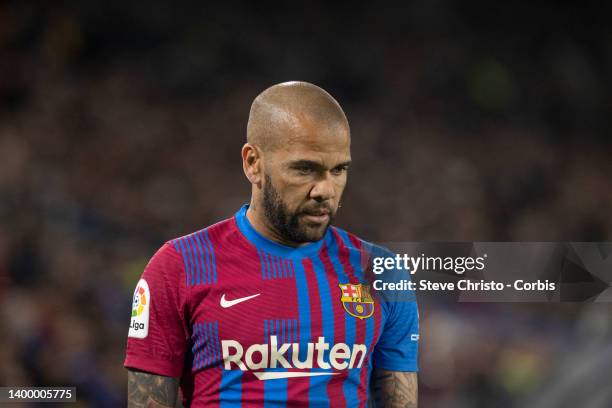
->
[125, 81, 419, 407]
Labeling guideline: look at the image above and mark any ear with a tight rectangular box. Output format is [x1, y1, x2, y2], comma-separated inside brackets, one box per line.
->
[242, 143, 263, 186]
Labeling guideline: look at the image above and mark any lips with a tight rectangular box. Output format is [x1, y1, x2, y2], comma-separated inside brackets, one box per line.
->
[303, 210, 330, 216]
[301, 208, 331, 224]
[302, 213, 330, 224]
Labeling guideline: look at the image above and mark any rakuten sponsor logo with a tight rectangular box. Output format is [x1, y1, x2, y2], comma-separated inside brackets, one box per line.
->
[221, 336, 367, 374]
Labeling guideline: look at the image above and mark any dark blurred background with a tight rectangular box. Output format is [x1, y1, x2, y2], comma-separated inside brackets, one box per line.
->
[1, 1, 611, 407]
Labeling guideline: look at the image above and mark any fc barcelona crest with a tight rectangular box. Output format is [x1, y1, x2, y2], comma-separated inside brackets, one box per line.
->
[339, 283, 374, 319]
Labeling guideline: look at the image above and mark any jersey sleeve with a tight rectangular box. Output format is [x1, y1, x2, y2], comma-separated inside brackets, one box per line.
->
[124, 242, 189, 378]
[372, 299, 419, 371]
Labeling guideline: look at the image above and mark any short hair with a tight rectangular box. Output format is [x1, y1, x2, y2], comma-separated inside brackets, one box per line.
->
[247, 81, 349, 151]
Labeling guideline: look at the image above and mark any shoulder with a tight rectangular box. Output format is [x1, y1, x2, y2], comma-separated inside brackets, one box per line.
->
[144, 216, 236, 271]
[161, 215, 237, 285]
[168, 215, 236, 251]
[330, 227, 415, 305]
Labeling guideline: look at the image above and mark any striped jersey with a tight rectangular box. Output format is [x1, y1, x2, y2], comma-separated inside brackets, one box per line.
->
[124, 205, 418, 407]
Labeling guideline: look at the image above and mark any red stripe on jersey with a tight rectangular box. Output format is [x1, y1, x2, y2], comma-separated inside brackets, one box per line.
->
[348, 233, 372, 275]
[319, 242, 347, 408]
[302, 257, 322, 342]
[332, 230, 357, 284]
[241, 372, 265, 407]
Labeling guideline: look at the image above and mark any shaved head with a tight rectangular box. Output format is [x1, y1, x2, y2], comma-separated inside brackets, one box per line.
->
[247, 81, 350, 151]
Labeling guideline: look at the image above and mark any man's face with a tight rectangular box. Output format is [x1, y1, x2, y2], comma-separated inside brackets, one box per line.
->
[261, 120, 351, 244]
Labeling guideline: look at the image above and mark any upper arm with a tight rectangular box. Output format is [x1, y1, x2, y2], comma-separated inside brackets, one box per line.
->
[127, 369, 180, 408]
[371, 369, 418, 408]
[370, 248, 419, 372]
[124, 243, 189, 377]
[372, 298, 419, 372]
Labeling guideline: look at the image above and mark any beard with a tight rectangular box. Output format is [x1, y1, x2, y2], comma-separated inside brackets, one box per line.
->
[262, 175, 335, 244]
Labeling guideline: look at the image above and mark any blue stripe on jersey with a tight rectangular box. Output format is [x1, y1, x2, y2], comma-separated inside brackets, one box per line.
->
[287, 320, 292, 342]
[281, 319, 286, 343]
[194, 232, 208, 284]
[263, 320, 288, 408]
[198, 323, 205, 369]
[277, 255, 283, 279]
[264, 319, 293, 342]
[327, 232, 359, 407]
[270, 254, 278, 279]
[192, 321, 222, 370]
[203, 229, 217, 284]
[277, 257, 284, 278]
[172, 240, 190, 287]
[184, 237, 197, 286]
[275, 320, 280, 341]
[171, 231, 218, 286]
[188, 235, 203, 285]
[204, 232, 214, 284]
[220, 370, 243, 408]
[258, 249, 267, 280]
[264, 374, 288, 408]
[191, 323, 200, 369]
[259, 250, 295, 280]
[176, 238, 193, 286]
[202, 323, 209, 368]
[196, 232, 212, 284]
[264, 320, 269, 341]
[264, 250, 271, 279]
[279, 257, 286, 278]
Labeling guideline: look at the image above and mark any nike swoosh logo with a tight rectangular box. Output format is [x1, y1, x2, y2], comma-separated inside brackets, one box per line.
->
[253, 371, 338, 380]
[220, 293, 260, 308]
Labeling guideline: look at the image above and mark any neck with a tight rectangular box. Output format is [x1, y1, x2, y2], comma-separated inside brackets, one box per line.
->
[245, 202, 308, 248]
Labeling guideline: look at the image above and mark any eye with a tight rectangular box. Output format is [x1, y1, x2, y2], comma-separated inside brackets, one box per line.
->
[331, 165, 349, 176]
[294, 166, 313, 175]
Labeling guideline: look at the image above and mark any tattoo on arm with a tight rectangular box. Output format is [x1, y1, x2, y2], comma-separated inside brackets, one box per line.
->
[127, 369, 180, 408]
[372, 370, 418, 408]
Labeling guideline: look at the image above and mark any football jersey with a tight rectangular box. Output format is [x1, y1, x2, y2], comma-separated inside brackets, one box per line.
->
[124, 205, 418, 407]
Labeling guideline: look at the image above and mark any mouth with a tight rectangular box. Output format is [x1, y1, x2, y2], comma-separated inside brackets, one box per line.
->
[301, 209, 331, 224]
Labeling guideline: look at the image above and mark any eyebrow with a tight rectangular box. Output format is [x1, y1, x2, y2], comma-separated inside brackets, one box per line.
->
[288, 160, 352, 170]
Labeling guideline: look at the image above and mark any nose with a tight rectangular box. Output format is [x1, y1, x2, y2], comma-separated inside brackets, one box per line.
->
[309, 173, 336, 202]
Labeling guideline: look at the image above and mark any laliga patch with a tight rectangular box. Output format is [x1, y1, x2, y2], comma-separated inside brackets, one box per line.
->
[129, 279, 150, 338]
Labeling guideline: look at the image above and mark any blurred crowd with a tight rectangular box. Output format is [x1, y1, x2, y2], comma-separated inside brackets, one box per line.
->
[1, 1, 611, 407]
